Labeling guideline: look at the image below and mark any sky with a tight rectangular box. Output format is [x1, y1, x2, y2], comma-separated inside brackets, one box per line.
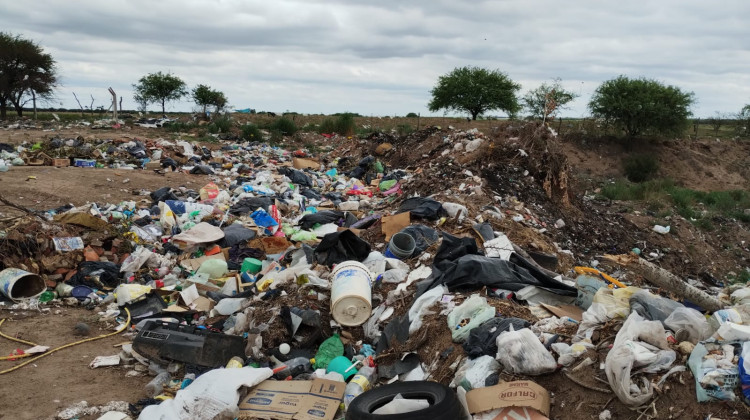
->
[2, 0, 749, 118]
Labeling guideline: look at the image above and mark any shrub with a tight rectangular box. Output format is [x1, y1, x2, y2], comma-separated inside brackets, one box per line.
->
[269, 129, 284, 145]
[396, 124, 414, 136]
[269, 117, 297, 136]
[240, 124, 262, 142]
[406, 112, 419, 118]
[207, 116, 232, 134]
[318, 118, 336, 134]
[623, 154, 659, 182]
[334, 113, 356, 136]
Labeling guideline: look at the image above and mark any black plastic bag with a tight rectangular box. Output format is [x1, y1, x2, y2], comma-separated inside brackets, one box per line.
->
[219, 223, 256, 248]
[68, 261, 120, 289]
[314, 230, 371, 267]
[278, 167, 312, 187]
[150, 187, 179, 205]
[299, 210, 346, 230]
[398, 197, 444, 220]
[418, 254, 577, 297]
[230, 197, 274, 215]
[463, 317, 531, 358]
[433, 232, 479, 265]
[189, 165, 214, 175]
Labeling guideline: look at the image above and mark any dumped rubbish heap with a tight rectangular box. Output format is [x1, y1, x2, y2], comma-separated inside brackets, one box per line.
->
[1, 122, 749, 420]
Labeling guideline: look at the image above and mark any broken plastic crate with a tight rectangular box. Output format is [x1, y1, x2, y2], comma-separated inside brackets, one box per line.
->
[132, 320, 245, 368]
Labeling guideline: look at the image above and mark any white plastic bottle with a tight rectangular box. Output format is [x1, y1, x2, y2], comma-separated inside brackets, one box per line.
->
[344, 365, 377, 409]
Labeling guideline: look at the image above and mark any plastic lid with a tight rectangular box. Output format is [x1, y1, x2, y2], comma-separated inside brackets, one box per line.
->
[331, 295, 371, 326]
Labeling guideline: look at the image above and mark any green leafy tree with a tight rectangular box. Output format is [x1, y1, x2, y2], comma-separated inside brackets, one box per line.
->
[737, 104, 750, 136]
[522, 78, 578, 121]
[132, 71, 187, 114]
[192, 84, 228, 116]
[588, 76, 695, 137]
[428, 66, 520, 120]
[0, 32, 58, 118]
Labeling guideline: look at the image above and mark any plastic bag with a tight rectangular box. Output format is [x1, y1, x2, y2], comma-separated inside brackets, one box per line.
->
[409, 285, 446, 335]
[552, 341, 593, 366]
[139, 367, 272, 420]
[714, 322, 750, 341]
[630, 289, 684, 323]
[740, 342, 750, 402]
[447, 294, 496, 343]
[199, 182, 220, 201]
[664, 307, 712, 343]
[605, 312, 675, 407]
[450, 355, 500, 390]
[688, 342, 740, 402]
[495, 327, 557, 375]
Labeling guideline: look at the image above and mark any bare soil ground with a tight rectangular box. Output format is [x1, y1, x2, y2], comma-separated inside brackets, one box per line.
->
[0, 307, 149, 420]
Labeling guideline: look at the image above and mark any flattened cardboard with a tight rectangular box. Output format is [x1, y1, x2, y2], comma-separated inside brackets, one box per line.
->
[539, 304, 584, 322]
[467, 380, 550, 418]
[381, 211, 410, 242]
[180, 253, 226, 272]
[238, 378, 345, 420]
[292, 157, 320, 170]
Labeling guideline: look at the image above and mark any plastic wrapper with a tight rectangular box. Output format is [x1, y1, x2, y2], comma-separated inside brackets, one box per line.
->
[664, 307, 712, 344]
[408, 285, 446, 334]
[447, 294, 495, 343]
[450, 355, 500, 390]
[688, 341, 740, 402]
[495, 327, 557, 375]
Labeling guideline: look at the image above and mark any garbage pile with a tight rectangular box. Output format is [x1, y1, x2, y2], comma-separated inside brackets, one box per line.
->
[1, 124, 749, 420]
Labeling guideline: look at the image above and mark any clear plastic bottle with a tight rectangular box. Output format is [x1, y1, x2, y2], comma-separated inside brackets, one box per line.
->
[344, 365, 377, 409]
[145, 371, 171, 397]
[273, 357, 312, 380]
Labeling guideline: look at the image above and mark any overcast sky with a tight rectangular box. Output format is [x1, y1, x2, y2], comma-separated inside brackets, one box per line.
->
[3, 0, 749, 118]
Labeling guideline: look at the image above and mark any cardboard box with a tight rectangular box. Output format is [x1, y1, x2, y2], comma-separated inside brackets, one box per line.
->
[144, 161, 162, 171]
[52, 158, 70, 167]
[381, 211, 410, 242]
[466, 380, 550, 420]
[238, 378, 345, 420]
[292, 157, 319, 170]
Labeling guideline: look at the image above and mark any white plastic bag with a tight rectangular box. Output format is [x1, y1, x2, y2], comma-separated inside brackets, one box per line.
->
[372, 393, 429, 415]
[447, 294, 496, 343]
[450, 355, 500, 390]
[409, 286, 446, 335]
[605, 312, 676, 407]
[495, 327, 557, 375]
[664, 307, 712, 343]
[138, 367, 272, 420]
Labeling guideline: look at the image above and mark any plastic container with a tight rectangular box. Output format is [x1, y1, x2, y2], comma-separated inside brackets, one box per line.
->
[145, 371, 171, 397]
[384, 232, 416, 260]
[326, 356, 357, 381]
[0, 268, 46, 301]
[344, 365, 377, 409]
[241, 258, 263, 274]
[274, 356, 313, 379]
[575, 274, 607, 310]
[331, 261, 373, 327]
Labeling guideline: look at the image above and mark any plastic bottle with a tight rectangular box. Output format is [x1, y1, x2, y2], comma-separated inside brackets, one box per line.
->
[145, 371, 171, 397]
[344, 365, 377, 409]
[273, 357, 312, 379]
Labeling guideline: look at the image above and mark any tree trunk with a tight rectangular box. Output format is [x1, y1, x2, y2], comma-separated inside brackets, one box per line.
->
[471, 111, 478, 120]
[603, 254, 724, 312]
[0, 101, 6, 120]
[161, 99, 166, 115]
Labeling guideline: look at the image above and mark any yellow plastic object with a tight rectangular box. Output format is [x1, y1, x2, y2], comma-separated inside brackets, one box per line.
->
[574, 266, 627, 289]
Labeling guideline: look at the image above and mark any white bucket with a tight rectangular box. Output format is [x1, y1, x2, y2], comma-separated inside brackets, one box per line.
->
[331, 261, 373, 327]
[0, 268, 46, 301]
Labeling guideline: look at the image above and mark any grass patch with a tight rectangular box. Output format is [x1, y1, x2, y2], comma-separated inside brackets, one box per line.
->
[164, 121, 197, 132]
[240, 124, 262, 142]
[207, 116, 232, 134]
[269, 117, 297, 136]
[623, 154, 659, 182]
[601, 178, 750, 225]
